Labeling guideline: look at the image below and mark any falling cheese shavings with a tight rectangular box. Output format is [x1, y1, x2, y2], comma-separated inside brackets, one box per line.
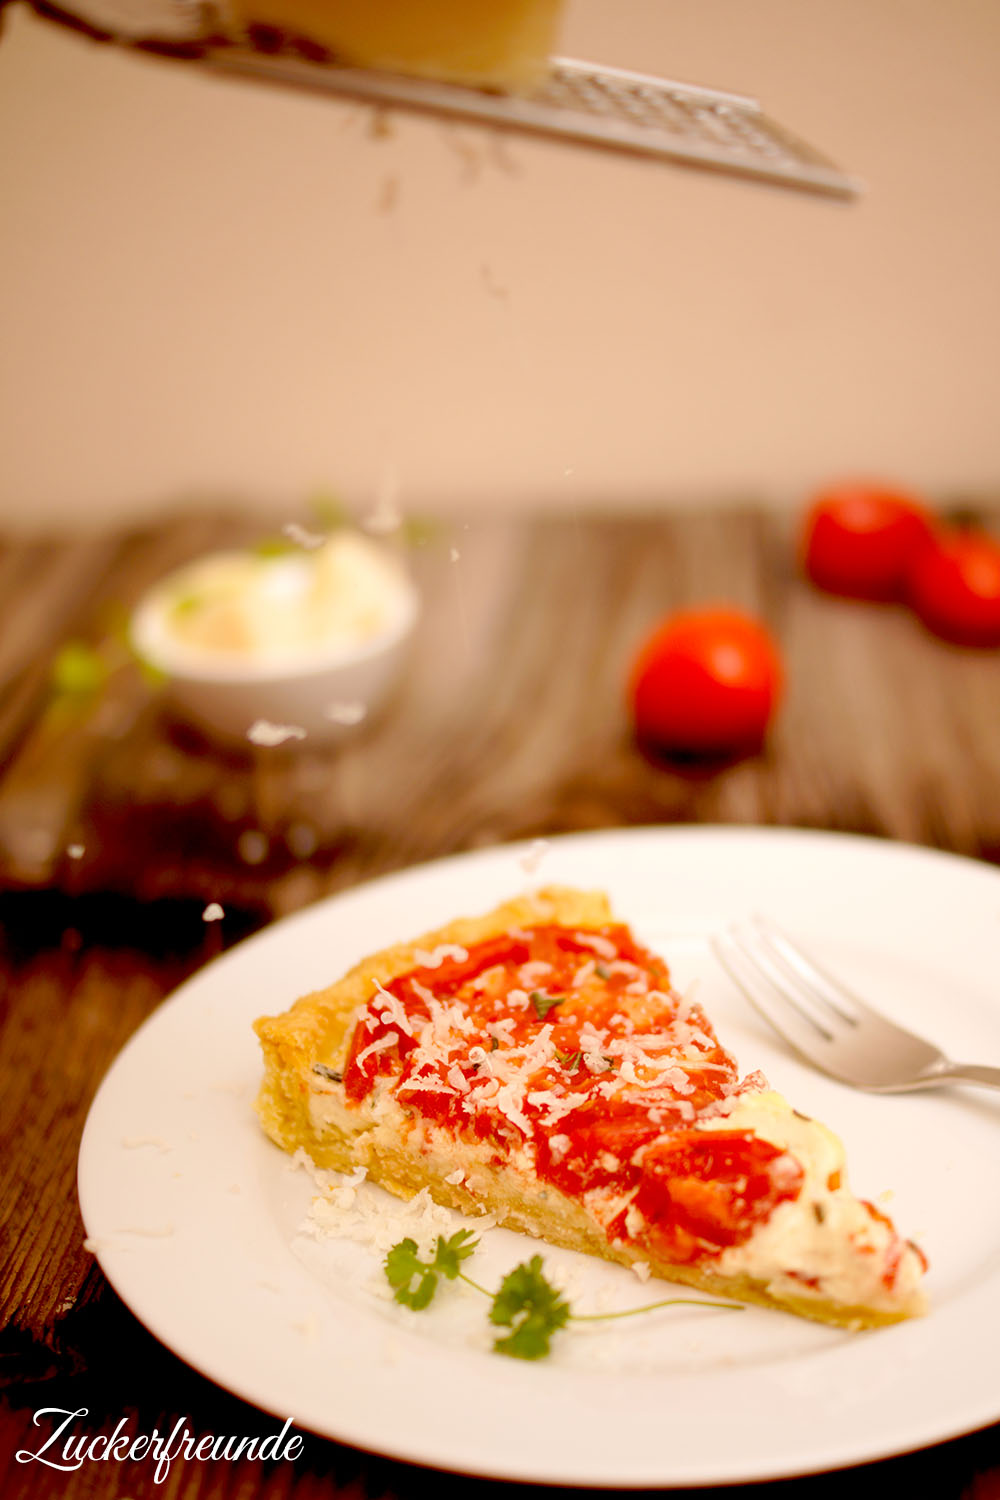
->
[324, 701, 368, 725]
[66, 843, 85, 860]
[120, 1136, 172, 1152]
[287, 823, 319, 859]
[247, 720, 308, 747]
[363, 505, 403, 537]
[480, 264, 510, 301]
[518, 839, 550, 875]
[85, 1224, 175, 1250]
[291, 1313, 321, 1341]
[362, 463, 403, 538]
[449, 548, 461, 562]
[377, 174, 401, 214]
[202, 902, 225, 923]
[237, 830, 269, 866]
[282, 522, 327, 550]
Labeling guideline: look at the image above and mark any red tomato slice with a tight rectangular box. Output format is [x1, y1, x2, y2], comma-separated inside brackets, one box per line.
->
[907, 527, 1000, 646]
[802, 482, 932, 600]
[628, 607, 783, 757]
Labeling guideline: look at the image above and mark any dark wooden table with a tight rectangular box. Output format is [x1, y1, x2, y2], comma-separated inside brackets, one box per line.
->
[3, 506, 1000, 1499]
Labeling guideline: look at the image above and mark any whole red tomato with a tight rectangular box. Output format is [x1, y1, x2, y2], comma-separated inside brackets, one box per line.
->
[907, 527, 1000, 646]
[628, 607, 783, 758]
[802, 482, 932, 600]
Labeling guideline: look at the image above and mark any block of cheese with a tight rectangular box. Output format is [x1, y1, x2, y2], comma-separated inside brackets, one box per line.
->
[223, 0, 565, 90]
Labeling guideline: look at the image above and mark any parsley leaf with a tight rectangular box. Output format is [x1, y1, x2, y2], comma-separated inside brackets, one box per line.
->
[530, 990, 565, 1020]
[384, 1238, 437, 1310]
[432, 1229, 479, 1280]
[384, 1231, 480, 1309]
[489, 1255, 571, 1360]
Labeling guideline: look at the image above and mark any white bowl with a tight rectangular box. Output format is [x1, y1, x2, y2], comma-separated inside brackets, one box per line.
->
[130, 553, 420, 749]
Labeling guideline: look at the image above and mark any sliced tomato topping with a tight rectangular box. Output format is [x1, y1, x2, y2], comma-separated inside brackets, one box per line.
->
[631, 1131, 804, 1260]
[341, 924, 792, 1264]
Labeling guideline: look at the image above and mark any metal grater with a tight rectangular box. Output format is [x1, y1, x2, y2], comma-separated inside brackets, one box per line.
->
[18, 2, 860, 199]
[200, 49, 861, 200]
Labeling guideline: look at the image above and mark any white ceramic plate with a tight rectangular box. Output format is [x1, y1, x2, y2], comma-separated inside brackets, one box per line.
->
[78, 827, 1000, 1487]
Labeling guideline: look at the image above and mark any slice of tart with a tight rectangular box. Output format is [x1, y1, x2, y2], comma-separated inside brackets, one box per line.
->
[254, 886, 927, 1328]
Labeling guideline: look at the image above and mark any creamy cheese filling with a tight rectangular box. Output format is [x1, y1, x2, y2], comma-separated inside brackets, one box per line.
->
[701, 1093, 925, 1314]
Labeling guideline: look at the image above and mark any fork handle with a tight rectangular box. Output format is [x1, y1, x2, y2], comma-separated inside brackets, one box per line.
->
[920, 1061, 1000, 1092]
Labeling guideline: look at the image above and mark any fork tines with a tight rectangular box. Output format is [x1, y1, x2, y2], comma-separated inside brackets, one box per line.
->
[711, 921, 844, 1052]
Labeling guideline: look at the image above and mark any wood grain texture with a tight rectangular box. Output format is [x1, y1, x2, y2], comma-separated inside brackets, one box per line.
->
[4, 508, 1000, 906]
[1, 507, 999, 1499]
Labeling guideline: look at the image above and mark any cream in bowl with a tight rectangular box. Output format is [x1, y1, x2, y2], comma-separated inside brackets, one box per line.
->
[130, 530, 419, 746]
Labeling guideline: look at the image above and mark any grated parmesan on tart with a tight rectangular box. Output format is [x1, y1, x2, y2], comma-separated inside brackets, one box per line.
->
[253, 886, 927, 1329]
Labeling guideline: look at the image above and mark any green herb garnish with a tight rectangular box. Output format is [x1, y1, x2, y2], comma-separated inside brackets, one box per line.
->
[251, 534, 298, 559]
[399, 514, 442, 548]
[384, 1237, 742, 1360]
[50, 641, 109, 699]
[384, 1230, 480, 1310]
[530, 990, 565, 1020]
[169, 590, 204, 618]
[489, 1255, 571, 1360]
[309, 489, 350, 531]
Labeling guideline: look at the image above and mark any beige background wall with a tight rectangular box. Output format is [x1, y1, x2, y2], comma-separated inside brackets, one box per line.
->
[1, 0, 998, 529]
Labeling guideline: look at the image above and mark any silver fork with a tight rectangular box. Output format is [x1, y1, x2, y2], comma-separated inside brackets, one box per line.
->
[712, 916, 1000, 1094]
